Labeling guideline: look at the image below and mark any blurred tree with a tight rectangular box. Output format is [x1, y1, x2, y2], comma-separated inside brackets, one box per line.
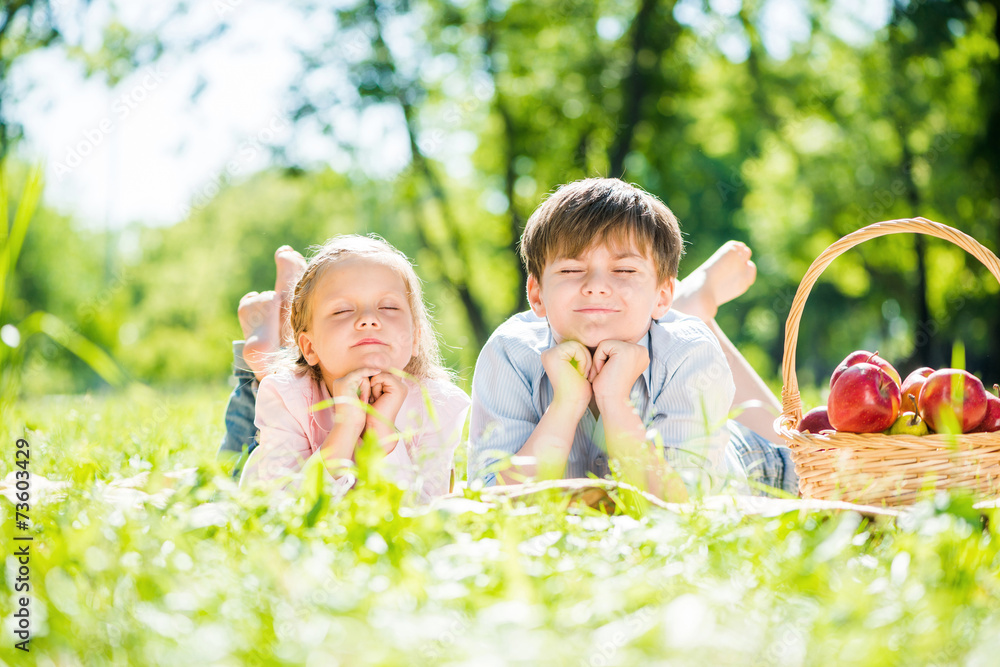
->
[0, 0, 62, 157]
[1, 161, 123, 408]
[6, 0, 1000, 394]
[101, 0, 1000, 386]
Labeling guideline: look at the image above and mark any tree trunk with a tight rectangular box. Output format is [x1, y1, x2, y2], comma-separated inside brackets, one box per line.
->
[887, 21, 932, 370]
[608, 0, 659, 177]
[482, 3, 527, 314]
[980, 0, 1000, 382]
[367, 0, 491, 346]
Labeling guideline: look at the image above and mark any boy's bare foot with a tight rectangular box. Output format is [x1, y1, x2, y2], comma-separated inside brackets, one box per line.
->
[673, 241, 757, 321]
[274, 245, 307, 346]
[239, 290, 281, 381]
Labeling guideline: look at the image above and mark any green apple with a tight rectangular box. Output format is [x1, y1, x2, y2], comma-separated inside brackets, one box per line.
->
[886, 410, 930, 436]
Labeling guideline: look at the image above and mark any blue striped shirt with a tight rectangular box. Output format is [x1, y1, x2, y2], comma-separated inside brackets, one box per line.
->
[468, 310, 737, 486]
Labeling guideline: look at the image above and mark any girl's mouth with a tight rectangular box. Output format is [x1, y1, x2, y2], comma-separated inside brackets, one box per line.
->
[354, 338, 387, 346]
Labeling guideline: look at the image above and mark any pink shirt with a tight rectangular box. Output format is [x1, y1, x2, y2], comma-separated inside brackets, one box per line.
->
[240, 370, 470, 501]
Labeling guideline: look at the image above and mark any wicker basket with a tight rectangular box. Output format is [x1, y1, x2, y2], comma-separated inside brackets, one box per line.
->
[776, 217, 1000, 506]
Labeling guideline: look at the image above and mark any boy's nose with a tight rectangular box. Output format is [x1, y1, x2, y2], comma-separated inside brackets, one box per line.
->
[582, 273, 611, 295]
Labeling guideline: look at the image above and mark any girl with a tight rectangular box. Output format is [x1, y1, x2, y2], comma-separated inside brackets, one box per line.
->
[237, 235, 470, 501]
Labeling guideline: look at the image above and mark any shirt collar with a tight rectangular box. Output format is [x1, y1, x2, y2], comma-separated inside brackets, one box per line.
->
[638, 326, 653, 389]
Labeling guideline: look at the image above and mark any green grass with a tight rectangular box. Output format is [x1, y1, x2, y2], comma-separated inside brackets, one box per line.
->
[2, 388, 999, 666]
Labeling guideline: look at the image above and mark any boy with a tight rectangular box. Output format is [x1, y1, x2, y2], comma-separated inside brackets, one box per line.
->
[468, 178, 795, 499]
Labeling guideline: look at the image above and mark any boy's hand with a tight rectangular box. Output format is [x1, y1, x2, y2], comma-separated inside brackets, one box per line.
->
[366, 371, 409, 453]
[541, 341, 593, 415]
[589, 340, 649, 410]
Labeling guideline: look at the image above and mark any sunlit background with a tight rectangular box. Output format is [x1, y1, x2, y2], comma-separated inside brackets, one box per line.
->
[3, 0, 999, 400]
[3, 5, 1000, 663]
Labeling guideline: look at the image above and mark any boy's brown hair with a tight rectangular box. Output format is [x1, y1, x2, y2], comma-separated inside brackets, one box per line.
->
[519, 178, 684, 283]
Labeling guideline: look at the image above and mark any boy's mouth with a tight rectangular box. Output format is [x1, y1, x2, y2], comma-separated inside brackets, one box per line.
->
[575, 307, 618, 314]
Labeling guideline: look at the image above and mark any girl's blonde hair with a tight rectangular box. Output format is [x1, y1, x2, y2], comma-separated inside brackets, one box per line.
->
[288, 234, 449, 384]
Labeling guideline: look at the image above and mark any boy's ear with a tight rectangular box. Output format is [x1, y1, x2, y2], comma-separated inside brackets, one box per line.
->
[526, 274, 546, 317]
[651, 276, 675, 320]
[298, 331, 319, 366]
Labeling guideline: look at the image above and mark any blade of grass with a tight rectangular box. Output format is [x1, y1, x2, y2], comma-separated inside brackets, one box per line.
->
[0, 161, 8, 244]
[952, 340, 966, 371]
[19, 311, 127, 386]
[0, 162, 44, 318]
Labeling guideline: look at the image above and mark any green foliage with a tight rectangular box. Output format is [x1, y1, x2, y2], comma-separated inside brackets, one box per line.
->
[2, 389, 1000, 664]
[122, 168, 481, 385]
[0, 162, 123, 411]
[4, 0, 1000, 402]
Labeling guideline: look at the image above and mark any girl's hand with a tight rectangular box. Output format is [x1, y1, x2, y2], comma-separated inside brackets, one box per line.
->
[329, 367, 381, 438]
[366, 371, 409, 453]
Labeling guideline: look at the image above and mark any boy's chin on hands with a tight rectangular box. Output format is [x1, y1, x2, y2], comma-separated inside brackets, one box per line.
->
[588, 339, 649, 405]
[541, 341, 594, 414]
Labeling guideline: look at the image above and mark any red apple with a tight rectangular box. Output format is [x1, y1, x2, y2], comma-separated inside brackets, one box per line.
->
[828, 363, 902, 433]
[798, 406, 834, 433]
[917, 369, 988, 434]
[900, 367, 935, 405]
[831, 350, 901, 389]
[970, 385, 1000, 433]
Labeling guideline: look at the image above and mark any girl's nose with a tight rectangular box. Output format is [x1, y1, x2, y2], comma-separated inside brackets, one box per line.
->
[357, 308, 381, 328]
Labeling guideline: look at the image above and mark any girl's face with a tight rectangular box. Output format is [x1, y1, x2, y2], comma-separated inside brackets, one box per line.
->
[298, 256, 416, 388]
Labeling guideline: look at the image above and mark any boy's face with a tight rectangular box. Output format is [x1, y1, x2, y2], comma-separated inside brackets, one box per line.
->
[526, 241, 674, 349]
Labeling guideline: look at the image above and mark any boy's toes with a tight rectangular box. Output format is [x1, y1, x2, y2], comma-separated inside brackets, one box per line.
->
[723, 240, 751, 259]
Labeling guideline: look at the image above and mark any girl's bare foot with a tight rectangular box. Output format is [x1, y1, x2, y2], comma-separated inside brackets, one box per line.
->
[238, 246, 307, 381]
[673, 241, 757, 321]
[239, 291, 281, 381]
[274, 245, 307, 346]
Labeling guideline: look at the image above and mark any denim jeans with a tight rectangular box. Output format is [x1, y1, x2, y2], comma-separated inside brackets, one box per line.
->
[218, 341, 259, 479]
[726, 420, 798, 495]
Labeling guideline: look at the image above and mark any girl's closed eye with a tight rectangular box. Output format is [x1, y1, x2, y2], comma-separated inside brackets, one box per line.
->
[379, 298, 406, 311]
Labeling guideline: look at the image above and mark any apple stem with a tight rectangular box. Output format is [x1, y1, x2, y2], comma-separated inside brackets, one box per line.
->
[907, 394, 918, 413]
[994, 384, 999, 398]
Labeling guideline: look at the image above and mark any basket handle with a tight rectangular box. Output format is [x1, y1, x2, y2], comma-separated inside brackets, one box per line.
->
[779, 217, 1000, 426]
